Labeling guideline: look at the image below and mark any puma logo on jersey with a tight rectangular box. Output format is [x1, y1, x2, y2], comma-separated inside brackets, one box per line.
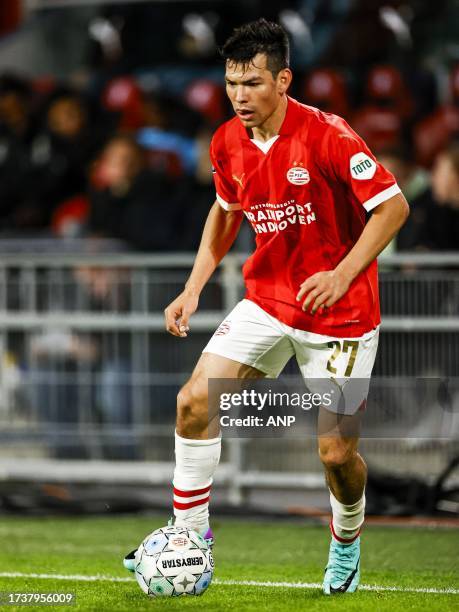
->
[232, 173, 245, 188]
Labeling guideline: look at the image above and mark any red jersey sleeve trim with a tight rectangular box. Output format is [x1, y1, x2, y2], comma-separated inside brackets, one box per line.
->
[216, 192, 242, 211]
[363, 183, 401, 212]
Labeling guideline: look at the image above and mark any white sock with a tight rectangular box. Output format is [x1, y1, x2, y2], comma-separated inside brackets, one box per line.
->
[330, 490, 365, 544]
[173, 431, 221, 533]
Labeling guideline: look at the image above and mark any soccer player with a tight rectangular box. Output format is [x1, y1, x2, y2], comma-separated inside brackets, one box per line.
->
[124, 19, 409, 594]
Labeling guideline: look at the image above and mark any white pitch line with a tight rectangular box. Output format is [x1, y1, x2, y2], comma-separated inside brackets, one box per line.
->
[0, 572, 132, 583]
[0, 572, 457, 595]
[213, 579, 459, 595]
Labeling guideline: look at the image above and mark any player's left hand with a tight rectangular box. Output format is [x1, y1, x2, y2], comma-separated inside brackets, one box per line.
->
[296, 269, 351, 314]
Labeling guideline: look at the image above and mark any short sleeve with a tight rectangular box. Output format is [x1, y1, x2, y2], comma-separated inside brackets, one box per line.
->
[324, 117, 401, 212]
[209, 137, 242, 211]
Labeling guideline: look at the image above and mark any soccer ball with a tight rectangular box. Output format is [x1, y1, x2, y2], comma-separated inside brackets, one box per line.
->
[134, 525, 214, 597]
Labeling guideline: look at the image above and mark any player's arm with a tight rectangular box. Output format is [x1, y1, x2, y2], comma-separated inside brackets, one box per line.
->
[297, 193, 409, 313]
[165, 200, 243, 337]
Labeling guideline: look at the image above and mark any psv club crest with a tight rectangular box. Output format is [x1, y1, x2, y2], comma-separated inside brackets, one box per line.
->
[287, 164, 310, 185]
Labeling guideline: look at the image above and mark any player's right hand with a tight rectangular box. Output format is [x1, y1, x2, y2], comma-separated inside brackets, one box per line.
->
[164, 290, 199, 338]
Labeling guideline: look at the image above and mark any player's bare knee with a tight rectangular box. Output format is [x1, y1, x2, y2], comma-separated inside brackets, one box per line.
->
[176, 380, 209, 437]
[318, 439, 356, 470]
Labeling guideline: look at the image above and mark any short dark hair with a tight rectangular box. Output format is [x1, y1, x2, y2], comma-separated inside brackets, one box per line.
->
[221, 18, 289, 78]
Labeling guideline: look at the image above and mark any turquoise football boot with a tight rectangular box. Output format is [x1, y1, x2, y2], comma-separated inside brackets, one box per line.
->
[323, 534, 360, 595]
[123, 518, 214, 572]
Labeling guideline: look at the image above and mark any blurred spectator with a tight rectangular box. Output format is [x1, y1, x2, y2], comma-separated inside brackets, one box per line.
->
[179, 128, 216, 251]
[87, 134, 184, 250]
[21, 87, 105, 229]
[0, 74, 34, 229]
[135, 93, 184, 178]
[178, 126, 254, 253]
[378, 146, 433, 250]
[137, 91, 204, 178]
[0, 73, 32, 138]
[414, 64, 459, 167]
[430, 144, 459, 250]
[379, 144, 459, 250]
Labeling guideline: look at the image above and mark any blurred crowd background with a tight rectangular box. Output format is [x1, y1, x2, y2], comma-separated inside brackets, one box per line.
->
[0, 0, 458, 252]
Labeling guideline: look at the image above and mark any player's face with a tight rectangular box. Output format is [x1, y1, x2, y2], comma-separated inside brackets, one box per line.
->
[225, 53, 290, 129]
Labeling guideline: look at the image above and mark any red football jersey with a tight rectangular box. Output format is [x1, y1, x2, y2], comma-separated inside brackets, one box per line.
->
[209, 97, 401, 337]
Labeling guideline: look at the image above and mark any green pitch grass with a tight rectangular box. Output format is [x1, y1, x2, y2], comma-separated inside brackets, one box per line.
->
[0, 515, 457, 611]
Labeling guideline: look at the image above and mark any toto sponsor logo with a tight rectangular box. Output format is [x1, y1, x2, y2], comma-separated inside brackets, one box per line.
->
[287, 166, 310, 185]
[215, 321, 231, 336]
[350, 152, 376, 180]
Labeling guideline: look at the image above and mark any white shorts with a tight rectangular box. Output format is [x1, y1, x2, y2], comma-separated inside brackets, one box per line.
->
[203, 299, 379, 414]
